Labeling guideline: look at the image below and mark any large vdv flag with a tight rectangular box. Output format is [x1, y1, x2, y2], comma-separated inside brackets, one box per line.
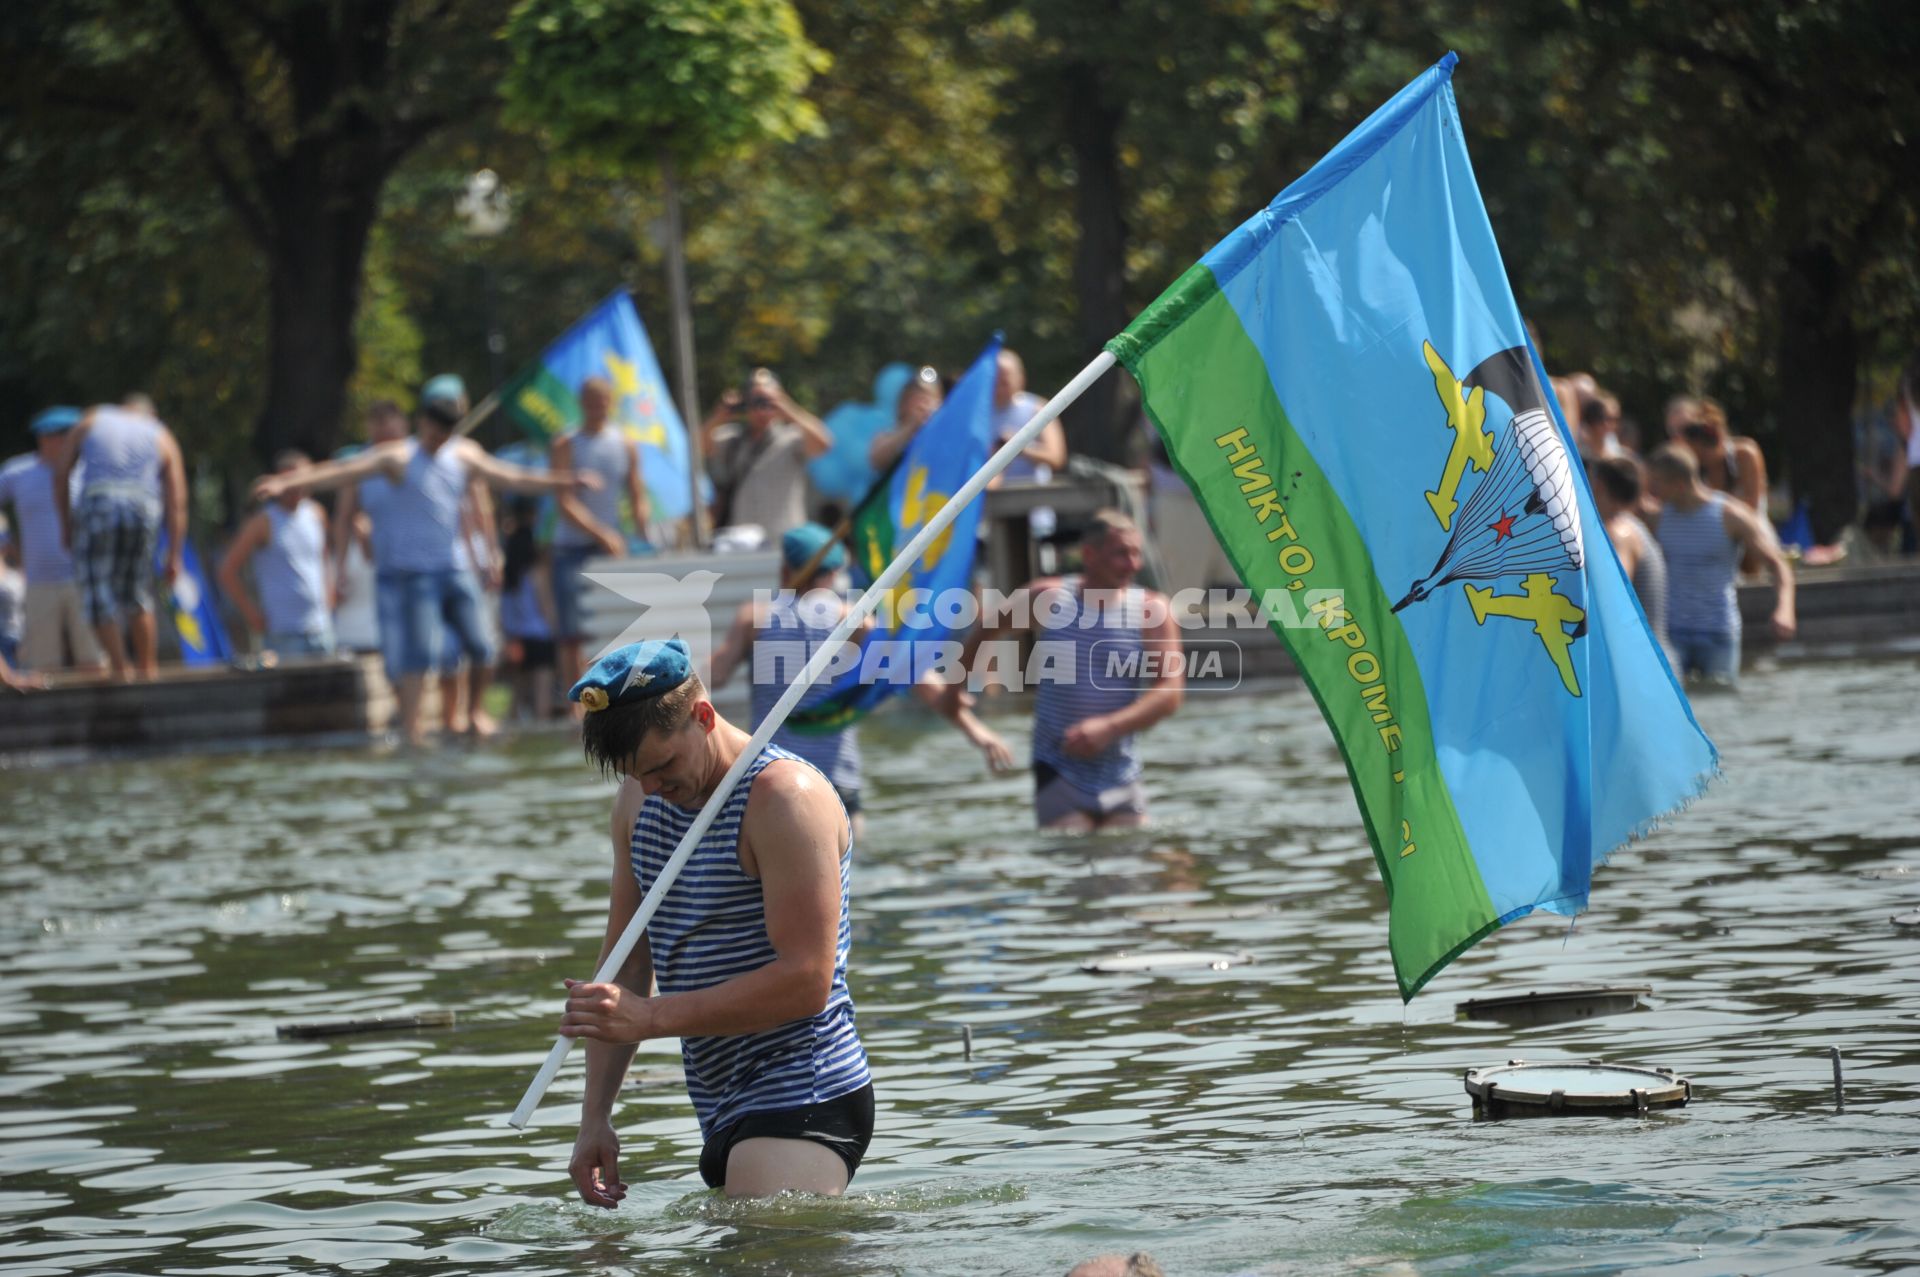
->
[499, 291, 704, 521]
[786, 335, 1002, 733]
[1110, 54, 1716, 999]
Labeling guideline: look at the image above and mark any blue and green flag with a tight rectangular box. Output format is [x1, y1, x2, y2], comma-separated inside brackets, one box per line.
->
[499, 291, 704, 520]
[157, 533, 231, 665]
[787, 335, 1002, 733]
[1111, 54, 1716, 999]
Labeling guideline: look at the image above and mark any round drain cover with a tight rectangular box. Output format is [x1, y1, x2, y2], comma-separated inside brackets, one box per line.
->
[1465, 1059, 1690, 1117]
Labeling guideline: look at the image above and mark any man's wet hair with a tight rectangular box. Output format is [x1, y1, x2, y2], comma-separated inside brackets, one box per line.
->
[579, 674, 708, 776]
[1591, 454, 1642, 506]
[1083, 507, 1138, 545]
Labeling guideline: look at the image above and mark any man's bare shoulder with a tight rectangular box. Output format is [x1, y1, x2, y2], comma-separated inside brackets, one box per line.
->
[744, 758, 846, 851]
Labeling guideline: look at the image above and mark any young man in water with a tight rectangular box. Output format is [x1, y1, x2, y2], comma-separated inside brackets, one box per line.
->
[708, 522, 1016, 836]
[947, 509, 1184, 830]
[559, 639, 873, 1201]
[1645, 444, 1795, 687]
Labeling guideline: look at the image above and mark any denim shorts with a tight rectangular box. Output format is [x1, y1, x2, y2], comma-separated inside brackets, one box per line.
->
[550, 544, 594, 641]
[1669, 627, 1740, 687]
[377, 569, 495, 678]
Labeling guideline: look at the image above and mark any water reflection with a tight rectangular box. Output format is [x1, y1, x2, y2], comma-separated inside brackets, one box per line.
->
[1, 656, 1917, 1274]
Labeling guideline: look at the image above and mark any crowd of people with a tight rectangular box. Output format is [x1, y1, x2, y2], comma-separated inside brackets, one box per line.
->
[0, 397, 187, 691]
[7, 351, 1915, 711]
[1557, 375, 1799, 688]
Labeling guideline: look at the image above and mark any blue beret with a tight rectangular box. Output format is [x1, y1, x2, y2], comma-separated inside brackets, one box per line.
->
[30, 406, 82, 435]
[782, 522, 846, 575]
[569, 638, 693, 712]
[421, 373, 467, 408]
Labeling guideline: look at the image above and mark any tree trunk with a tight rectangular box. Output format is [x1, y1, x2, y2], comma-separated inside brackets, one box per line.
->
[1774, 244, 1858, 544]
[1065, 61, 1130, 464]
[252, 159, 382, 465]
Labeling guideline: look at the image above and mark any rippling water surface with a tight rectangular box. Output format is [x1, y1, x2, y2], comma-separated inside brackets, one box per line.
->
[2, 656, 1917, 1275]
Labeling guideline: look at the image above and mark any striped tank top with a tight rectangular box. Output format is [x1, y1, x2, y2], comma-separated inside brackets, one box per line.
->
[384, 441, 469, 573]
[1625, 516, 1670, 648]
[356, 472, 401, 572]
[629, 743, 869, 1139]
[1032, 578, 1145, 797]
[0, 455, 78, 585]
[552, 427, 632, 548]
[749, 594, 862, 798]
[78, 407, 162, 513]
[1656, 493, 1741, 636]
[256, 501, 330, 636]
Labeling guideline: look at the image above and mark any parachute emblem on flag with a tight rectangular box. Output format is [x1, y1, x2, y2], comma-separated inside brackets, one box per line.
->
[1392, 341, 1588, 696]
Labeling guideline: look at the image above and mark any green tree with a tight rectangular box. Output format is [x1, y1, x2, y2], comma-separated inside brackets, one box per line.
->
[503, 0, 829, 451]
[502, 0, 829, 164]
[2, 0, 513, 466]
[1468, 0, 1920, 539]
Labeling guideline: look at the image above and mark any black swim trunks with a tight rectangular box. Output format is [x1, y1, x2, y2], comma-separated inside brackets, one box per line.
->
[697, 1082, 876, 1189]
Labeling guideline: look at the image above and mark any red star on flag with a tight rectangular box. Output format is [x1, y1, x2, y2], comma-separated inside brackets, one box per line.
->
[1491, 513, 1516, 541]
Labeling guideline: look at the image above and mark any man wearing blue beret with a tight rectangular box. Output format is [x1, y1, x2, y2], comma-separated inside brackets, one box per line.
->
[708, 522, 1015, 832]
[558, 638, 874, 1200]
[0, 407, 105, 672]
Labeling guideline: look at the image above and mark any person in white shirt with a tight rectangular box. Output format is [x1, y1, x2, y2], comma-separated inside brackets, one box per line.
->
[987, 349, 1067, 484]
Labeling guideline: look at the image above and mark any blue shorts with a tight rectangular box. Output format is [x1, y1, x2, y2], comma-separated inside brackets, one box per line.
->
[377, 569, 495, 678]
[1670, 627, 1740, 687]
[550, 544, 594, 641]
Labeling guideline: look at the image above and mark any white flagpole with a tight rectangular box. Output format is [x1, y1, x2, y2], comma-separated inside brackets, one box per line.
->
[507, 349, 1115, 1128]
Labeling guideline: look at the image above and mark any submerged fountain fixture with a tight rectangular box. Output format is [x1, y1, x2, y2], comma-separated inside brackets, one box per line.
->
[1464, 1059, 1691, 1118]
[1456, 986, 1652, 1027]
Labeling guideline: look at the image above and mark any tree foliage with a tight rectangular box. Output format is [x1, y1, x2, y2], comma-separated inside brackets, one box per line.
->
[503, 0, 830, 171]
[1, 0, 1914, 539]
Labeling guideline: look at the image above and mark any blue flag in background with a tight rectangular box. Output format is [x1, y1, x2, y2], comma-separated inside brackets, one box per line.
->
[157, 533, 231, 665]
[786, 335, 1002, 732]
[500, 291, 706, 523]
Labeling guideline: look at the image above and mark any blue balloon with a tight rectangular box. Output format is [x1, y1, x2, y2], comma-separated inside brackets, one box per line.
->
[809, 362, 915, 503]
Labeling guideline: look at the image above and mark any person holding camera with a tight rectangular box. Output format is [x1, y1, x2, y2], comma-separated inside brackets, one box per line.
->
[700, 369, 832, 538]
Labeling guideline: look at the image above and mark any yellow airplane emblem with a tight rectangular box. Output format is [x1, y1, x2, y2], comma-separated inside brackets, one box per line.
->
[622, 422, 667, 450]
[900, 464, 953, 570]
[1464, 573, 1585, 697]
[1422, 341, 1494, 531]
[604, 351, 641, 398]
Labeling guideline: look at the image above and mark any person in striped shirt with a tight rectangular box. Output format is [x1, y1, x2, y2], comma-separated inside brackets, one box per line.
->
[1645, 443, 1795, 687]
[949, 508, 1185, 830]
[707, 522, 1016, 837]
[558, 638, 874, 1201]
[250, 396, 598, 746]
